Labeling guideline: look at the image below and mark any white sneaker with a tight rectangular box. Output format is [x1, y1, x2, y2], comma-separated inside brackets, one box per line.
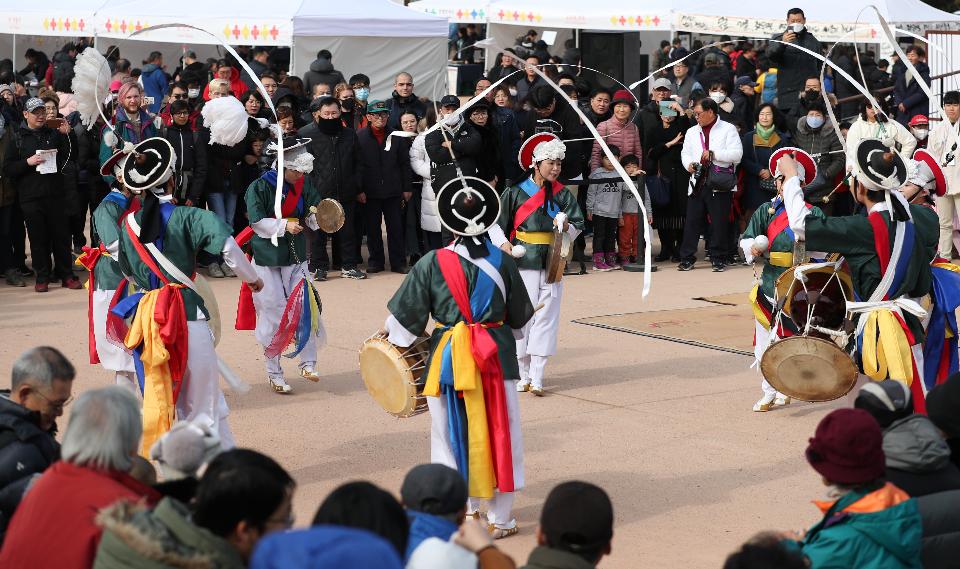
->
[268, 375, 292, 394]
[753, 393, 776, 412]
[517, 380, 531, 392]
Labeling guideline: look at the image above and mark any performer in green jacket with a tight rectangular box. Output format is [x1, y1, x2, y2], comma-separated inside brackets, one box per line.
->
[383, 176, 534, 539]
[739, 147, 826, 412]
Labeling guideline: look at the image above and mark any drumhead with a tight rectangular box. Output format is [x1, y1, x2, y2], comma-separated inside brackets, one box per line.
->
[317, 199, 345, 233]
[760, 336, 859, 402]
[359, 337, 423, 417]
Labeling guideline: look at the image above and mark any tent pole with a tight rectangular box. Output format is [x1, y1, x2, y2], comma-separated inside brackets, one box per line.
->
[12, 34, 16, 66]
[289, 36, 296, 77]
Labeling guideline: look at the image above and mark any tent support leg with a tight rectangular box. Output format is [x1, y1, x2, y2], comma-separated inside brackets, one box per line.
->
[289, 36, 296, 76]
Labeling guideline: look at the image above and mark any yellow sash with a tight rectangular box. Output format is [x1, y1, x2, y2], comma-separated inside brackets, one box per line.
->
[749, 283, 772, 330]
[768, 252, 793, 268]
[861, 310, 915, 385]
[515, 230, 553, 245]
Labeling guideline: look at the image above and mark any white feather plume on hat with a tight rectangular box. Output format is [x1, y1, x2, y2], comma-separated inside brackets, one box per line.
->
[201, 96, 249, 147]
[71, 47, 111, 130]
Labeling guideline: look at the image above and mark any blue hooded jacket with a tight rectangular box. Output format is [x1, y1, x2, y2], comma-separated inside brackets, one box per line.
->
[250, 525, 402, 569]
[405, 510, 459, 560]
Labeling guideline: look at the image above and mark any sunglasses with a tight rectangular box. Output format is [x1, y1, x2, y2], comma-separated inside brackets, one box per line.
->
[172, 94, 188, 100]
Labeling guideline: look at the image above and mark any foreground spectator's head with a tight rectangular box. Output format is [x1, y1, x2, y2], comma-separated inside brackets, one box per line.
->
[400, 463, 468, 522]
[251, 525, 402, 569]
[537, 481, 614, 565]
[313, 481, 409, 557]
[61, 386, 140, 472]
[855, 380, 913, 429]
[694, 97, 719, 127]
[927, 372, 960, 440]
[192, 449, 295, 562]
[10, 346, 75, 432]
[723, 532, 807, 569]
[806, 408, 885, 487]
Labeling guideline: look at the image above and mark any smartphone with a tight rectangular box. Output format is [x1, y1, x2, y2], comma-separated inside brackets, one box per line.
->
[143, 96, 155, 106]
[658, 100, 678, 117]
[45, 118, 64, 129]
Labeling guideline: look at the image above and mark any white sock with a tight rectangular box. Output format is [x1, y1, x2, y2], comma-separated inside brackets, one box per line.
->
[529, 355, 547, 389]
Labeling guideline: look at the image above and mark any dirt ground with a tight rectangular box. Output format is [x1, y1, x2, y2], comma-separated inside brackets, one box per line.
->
[0, 257, 843, 568]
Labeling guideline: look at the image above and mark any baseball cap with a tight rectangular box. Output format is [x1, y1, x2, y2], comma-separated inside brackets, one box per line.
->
[854, 379, 913, 428]
[366, 100, 389, 114]
[439, 94, 461, 109]
[652, 78, 673, 91]
[908, 114, 929, 127]
[400, 464, 467, 519]
[540, 481, 614, 556]
[735, 76, 758, 88]
[24, 97, 44, 113]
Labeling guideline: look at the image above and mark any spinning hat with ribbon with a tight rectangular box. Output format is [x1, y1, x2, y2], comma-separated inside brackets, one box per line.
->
[99, 147, 131, 182]
[770, 147, 817, 187]
[266, 136, 314, 174]
[854, 138, 909, 192]
[910, 148, 946, 197]
[436, 177, 501, 237]
[123, 137, 177, 194]
[518, 132, 566, 171]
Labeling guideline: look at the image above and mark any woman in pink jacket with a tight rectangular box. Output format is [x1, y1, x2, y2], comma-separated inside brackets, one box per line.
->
[591, 89, 641, 170]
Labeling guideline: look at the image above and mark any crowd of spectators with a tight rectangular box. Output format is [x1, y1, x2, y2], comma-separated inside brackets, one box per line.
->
[0, 9, 937, 291]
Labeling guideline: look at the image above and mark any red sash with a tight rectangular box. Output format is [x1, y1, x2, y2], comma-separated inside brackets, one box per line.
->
[765, 203, 811, 244]
[235, 180, 305, 331]
[510, 181, 563, 241]
[868, 212, 892, 279]
[436, 249, 514, 492]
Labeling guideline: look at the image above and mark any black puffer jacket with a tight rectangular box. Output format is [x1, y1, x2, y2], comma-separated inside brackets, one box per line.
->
[0, 394, 60, 542]
[425, 118, 482, 197]
[916, 489, 960, 569]
[356, 126, 412, 199]
[2, 124, 76, 204]
[883, 414, 960, 497]
[196, 116, 256, 198]
[302, 58, 345, 98]
[790, 116, 844, 200]
[766, 29, 823, 112]
[162, 122, 208, 203]
[297, 121, 361, 200]
[386, 92, 427, 132]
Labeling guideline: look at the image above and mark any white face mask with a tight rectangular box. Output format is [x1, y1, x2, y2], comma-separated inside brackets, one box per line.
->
[791, 23, 805, 33]
[709, 92, 726, 104]
[806, 115, 825, 129]
[187, 88, 199, 99]
[912, 128, 928, 140]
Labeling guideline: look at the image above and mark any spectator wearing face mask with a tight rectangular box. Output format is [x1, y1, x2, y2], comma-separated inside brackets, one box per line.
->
[159, 82, 200, 129]
[349, 73, 371, 115]
[162, 100, 207, 207]
[426, 95, 483, 242]
[706, 81, 738, 127]
[787, 77, 837, 136]
[695, 53, 733, 99]
[767, 8, 822, 117]
[335, 82, 367, 131]
[909, 115, 929, 148]
[790, 100, 843, 213]
[845, 101, 916, 175]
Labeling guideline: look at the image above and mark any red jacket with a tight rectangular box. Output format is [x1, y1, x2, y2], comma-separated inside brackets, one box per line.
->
[202, 67, 248, 101]
[0, 461, 161, 569]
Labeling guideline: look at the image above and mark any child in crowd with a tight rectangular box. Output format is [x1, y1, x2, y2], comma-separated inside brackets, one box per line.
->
[618, 154, 652, 265]
[586, 145, 623, 271]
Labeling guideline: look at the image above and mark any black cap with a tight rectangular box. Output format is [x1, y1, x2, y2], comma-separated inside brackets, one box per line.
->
[400, 464, 467, 519]
[927, 372, 960, 437]
[854, 379, 913, 428]
[540, 481, 613, 556]
[439, 94, 460, 109]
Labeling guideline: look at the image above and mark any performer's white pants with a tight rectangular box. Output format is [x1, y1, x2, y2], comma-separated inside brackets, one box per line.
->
[754, 320, 783, 398]
[177, 320, 234, 448]
[426, 379, 524, 526]
[251, 261, 324, 376]
[517, 269, 563, 385]
[935, 193, 960, 258]
[93, 289, 137, 373]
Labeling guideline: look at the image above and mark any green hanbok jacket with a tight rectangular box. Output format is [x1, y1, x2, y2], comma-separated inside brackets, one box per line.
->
[497, 180, 584, 271]
[244, 173, 322, 267]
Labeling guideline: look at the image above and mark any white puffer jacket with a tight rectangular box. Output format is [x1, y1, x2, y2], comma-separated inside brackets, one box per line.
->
[410, 133, 441, 233]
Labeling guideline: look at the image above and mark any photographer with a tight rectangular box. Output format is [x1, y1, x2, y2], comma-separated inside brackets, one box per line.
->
[766, 8, 822, 117]
[677, 97, 743, 272]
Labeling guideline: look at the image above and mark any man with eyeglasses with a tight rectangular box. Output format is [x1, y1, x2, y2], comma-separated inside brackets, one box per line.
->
[0, 346, 74, 539]
[385, 72, 426, 131]
[159, 82, 198, 129]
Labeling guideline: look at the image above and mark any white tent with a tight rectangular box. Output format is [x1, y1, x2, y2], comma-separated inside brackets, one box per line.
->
[406, 0, 491, 24]
[1, 0, 450, 99]
[485, 0, 671, 32]
[673, 0, 960, 41]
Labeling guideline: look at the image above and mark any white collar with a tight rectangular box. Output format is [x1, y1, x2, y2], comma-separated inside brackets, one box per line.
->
[158, 194, 174, 203]
[869, 201, 889, 214]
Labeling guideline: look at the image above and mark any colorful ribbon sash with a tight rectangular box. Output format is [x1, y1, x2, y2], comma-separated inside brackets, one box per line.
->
[423, 242, 513, 499]
[76, 244, 107, 364]
[924, 261, 960, 391]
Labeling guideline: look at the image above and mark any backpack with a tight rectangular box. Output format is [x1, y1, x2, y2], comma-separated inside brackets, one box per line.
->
[761, 71, 778, 104]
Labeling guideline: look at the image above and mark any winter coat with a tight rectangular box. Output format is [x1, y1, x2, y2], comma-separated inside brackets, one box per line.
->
[791, 116, 844, 200]
[673, 75, 703, 108]
[385, 92, 427, 132]
[592, 115, 641, 170]
[196, 115, 258, 198]
[894, 62, 931, 127]
[883, 414, 960, 497]
[425, 119, 482, 198]
[99, 109, 159, 185]
[766, 29, 823, 113]
[3, 123, 76, 204]
[250, 525, 403, 569]
[297, 121, 361, 200]
[491, 106, 522, 185]
[356, 126, 412, 199]
[140, 63, 168, 114]
[410, 133, 440, 232]
[730, 91, 755, 131]
[926, 119, 960, 196]
[470, 119, 503, 185]
[162, 122, 207, 203]
[515, 75, 546, 105]
[0, 127, 17, 207]
[794, 482, 922, 569]
[844, 117, 917, 173]
[740, 127, 789, 210]
[646, 117, 691, 227]
[916, 489, 960, 569]
[694, 67, 733, 98]
[735, 54, 758, 80]
[519, 546, 597, 569]
[488, 64, 521, 85]
[201, 67, 247, 101]
[0, 461, 161, 569]
[93, 497, 245, 569]
[0, 394, 59, 542]
[522, 103, 587, 180]
[405, 510, 458, 561]
[302, 58, 345, 98]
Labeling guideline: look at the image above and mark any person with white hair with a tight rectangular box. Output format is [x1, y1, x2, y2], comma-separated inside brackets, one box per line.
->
[491, 132, 584, 396]
[237, 135, 326, 394]
[739, 148, 826, 412]
[0, 386, 161, 568]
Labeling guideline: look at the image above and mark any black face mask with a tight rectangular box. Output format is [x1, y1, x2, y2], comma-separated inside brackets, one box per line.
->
[804, 89, 820, 101]
[317, 117, 342, 135]
[341, 98, 356, 112]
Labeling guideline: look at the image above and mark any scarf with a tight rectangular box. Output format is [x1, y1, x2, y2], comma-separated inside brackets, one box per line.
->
[755, 123, 776, 141]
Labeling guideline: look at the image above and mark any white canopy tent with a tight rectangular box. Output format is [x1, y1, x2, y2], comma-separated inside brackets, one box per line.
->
[407, 0, 491, 24]
[1, 0, 449, 99]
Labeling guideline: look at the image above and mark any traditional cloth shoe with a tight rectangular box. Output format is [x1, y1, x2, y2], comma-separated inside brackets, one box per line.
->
[300, 367, 321, 382]
[517, 380, 531, 392]
[488, 521, 519, 540]
[753, 393, 776, 412]
[530, 386, 545, 397]
[268, 375, 292, 394]
[774, 395, 792, 407]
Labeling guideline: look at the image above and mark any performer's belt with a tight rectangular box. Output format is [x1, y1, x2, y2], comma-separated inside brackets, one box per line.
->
[768, 252, 793, 268]
[515, 231, 552, 245]
[436, 321, 504, 330]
